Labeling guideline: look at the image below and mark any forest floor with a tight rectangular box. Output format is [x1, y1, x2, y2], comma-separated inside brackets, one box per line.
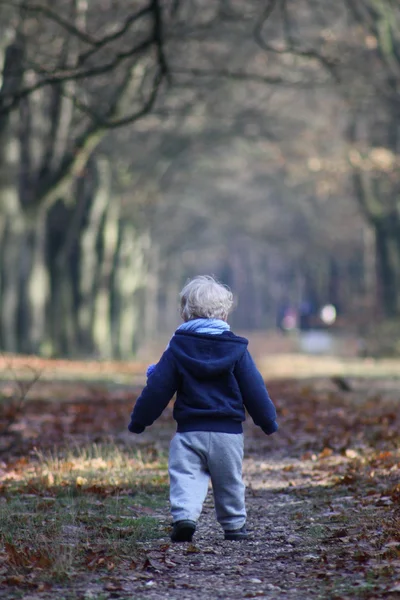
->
[0, 351, 400, 600]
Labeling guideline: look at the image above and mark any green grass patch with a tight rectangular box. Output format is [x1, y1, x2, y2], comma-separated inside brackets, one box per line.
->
[1, 492, 162, 579]
[0, 443, 169, 589]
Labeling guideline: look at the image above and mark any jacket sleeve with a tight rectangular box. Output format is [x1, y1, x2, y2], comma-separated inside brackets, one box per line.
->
[128, 349, 178, 433]
[234, 350, 278, 435]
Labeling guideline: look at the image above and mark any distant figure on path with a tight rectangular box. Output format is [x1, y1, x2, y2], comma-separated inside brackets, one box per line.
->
[298, 299, 313, 331]
[276, 298, 297, 332]
[128, 275, 278, 543]
[276, 298, 290, 331]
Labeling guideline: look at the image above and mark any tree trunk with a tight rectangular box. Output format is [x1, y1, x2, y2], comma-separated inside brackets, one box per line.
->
[112, 223, 147, 358]
[0, 215, 5, 320]
[0, 110, 23, 352]
[362, 225, 377, 316]
[47, 183, 91, 357]
[50, 262, 76, 356]
[78, 157, 111, 351]
[143, 240, 160, 340]
[0, 213, 24, 352]
[352, 164, 400, 318]
[164, 258, 181, 333]
[248, 245, 264, 330]
[19, 211, 50, 354]
[229, 239, 251, 330]
[375, 223, 399, 317]
[91, 200, 119, 358]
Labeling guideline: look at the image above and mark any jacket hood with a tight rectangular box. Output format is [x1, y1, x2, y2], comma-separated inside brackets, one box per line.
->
[169, 330, 248, 379]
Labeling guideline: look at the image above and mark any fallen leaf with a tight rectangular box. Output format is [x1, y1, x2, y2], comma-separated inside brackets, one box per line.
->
[104, 580, 123, 591]
[2, 574, 28, 586]
[320, 448, 333, 459]
[164, 558, 177, 568]
[128, 505, 156, 515]
[185, 544, 201, 554]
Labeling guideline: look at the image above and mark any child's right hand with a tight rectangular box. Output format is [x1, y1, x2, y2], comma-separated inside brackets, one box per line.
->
[128, 420, 145, 434]
[262, 421, 278, 435]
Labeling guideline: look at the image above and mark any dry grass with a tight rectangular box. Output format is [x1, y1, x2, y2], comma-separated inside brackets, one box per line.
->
[258, 354, 400, 380]
[0, 375, 399, 599]
[0, 444, 169, 589]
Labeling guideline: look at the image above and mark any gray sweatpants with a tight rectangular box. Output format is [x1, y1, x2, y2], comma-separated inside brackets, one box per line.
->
[169, 431, 246, 531]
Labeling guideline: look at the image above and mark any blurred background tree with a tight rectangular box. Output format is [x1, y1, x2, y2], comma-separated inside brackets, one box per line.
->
[0, 0, 399, 358]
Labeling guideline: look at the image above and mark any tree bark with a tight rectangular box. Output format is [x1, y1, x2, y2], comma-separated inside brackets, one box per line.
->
[47, 195, 87, 357]
[0, 109, 23, 352]
[143, 240, 160, 340]
[362, 225, 377, 315]
[91, 199, 120, 358]
[352, 169, 400, 318]
[375, 222, 399, 317]
[0, 214, 24, 352]
[164, 257, 181, 334]
[20, 211, 50, 353]
[78, 157, 111, 351]
[112, 223, 147, 357]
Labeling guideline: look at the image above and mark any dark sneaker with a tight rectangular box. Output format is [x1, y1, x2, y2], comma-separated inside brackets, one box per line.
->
[224, 524, 249, 541]
[171, 520, 196, 543]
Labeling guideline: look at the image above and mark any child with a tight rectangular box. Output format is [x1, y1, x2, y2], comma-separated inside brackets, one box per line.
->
[128, 275, 278, 542]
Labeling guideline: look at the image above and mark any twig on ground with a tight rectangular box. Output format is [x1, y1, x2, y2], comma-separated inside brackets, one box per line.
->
[0, 357, 41, 453]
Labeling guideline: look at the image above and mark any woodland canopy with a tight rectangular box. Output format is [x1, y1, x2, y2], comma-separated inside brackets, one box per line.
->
[0, 0, 399, 357]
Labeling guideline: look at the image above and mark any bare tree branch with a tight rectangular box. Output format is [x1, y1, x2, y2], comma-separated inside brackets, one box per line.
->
[0, 38, 153, 116]
[77, 5, 153, 67]
[0, 358, 41, 453]
[344, 0, 400, 82]
[253, 0, 282, 42]
[0, 38, 25, 130]
[0, 1, 160, 117]
[0, 0, 99, 45]
[254, 0, 341, 84]
[172, 67, 331, 88]
[152, 0, 170, 81]
[31, 0, 171, 210]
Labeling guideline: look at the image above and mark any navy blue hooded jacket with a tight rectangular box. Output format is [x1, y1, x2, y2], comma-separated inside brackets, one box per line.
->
[128, 330, 278, 435]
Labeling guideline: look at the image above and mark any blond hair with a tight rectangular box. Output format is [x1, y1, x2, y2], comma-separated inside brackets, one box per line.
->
[179, 275, 233, 322]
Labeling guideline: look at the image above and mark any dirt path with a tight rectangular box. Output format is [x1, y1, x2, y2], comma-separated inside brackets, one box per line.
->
[114, 378, 400, 600]
[1, 378, 400, 599]
[106, 455, 399, 599]
[120, 471, 336, 600]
